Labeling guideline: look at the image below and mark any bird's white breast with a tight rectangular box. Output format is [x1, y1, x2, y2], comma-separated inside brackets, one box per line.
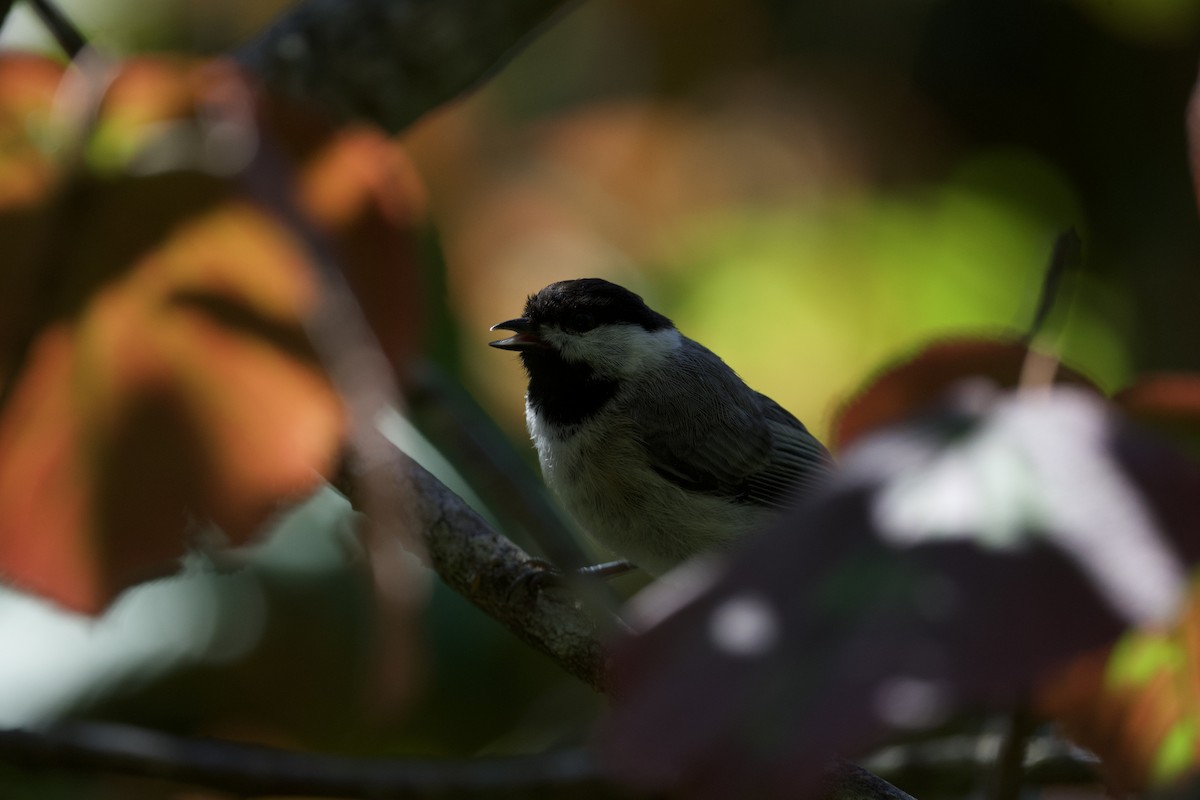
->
[526, 394, 774, 575]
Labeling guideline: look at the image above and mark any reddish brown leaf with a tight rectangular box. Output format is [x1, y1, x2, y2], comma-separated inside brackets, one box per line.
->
[831, 338, 1096, 451]
[0, 57, 65, 393]
[294, 126, 428, 371]
[0, 56, 425, 613]
[0, 180, 346, 610]
[1037, 588, 1200, 791]
[263, 96, 429, 372]
[0, 55, 61, 207]
[1116, 373, 1200, 458]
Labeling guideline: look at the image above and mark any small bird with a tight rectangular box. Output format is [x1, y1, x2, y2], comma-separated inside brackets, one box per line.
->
[490, 278, 833, 576]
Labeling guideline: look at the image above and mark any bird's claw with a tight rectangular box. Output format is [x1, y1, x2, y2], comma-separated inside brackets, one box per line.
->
[509, 558, 565, 598]
[508, 558, 639, 600]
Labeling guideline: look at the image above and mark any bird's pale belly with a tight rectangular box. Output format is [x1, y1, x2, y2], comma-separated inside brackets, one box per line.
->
[534, 425, 773, 575]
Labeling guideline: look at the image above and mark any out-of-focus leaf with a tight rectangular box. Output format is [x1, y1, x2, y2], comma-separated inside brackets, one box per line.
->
[0, 188, 345, 612]
[831, 337, 1096, 451]
[0, 55, 425, 614]
[602, 385, 1200, 798]
[1035, 625, 1195, 791]
[266, 99, 429, 371]
[1076, 0, 1199, 45]
[0, 488, 374, 731]
[1032, 375, 1200, 788]
[0, 55, 65, 392]
[1116, 373, 1200, 459]
[1036, 572, 1200, 792]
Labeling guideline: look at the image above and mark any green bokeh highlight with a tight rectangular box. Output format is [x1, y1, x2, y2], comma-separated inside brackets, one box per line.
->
[1074, 0, 1200, 44]
[662, 148, 1127, 441]
[1154, 718, 1199, 784]
[1106, 632, 1184, 687]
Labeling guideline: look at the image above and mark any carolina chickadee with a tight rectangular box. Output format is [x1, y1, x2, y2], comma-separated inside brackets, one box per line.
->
[490, 278, 833, 576]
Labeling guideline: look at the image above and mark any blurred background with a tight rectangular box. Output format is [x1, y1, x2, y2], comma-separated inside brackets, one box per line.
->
[2, 0, 1199, 795]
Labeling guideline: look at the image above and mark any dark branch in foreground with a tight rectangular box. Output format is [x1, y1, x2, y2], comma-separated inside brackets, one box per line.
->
[0, 725, 919, 800]
[0, 724, 618, 798]
[238, 0, 576, 133]
[0, 718, 1103, 799]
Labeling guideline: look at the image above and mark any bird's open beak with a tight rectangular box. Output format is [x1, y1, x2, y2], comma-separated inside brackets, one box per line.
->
[489, 317, 546, 350]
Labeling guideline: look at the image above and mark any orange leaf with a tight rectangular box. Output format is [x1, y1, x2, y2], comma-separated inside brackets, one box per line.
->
[263, 97, 429, 371]
[0, 56, 379, 613]
[296, 127, 428, 370]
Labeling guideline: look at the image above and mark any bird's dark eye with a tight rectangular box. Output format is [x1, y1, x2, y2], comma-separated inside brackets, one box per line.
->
[565, 311, 597, 333]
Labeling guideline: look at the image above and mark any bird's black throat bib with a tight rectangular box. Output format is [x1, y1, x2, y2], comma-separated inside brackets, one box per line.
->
[521, 349, 619, 427]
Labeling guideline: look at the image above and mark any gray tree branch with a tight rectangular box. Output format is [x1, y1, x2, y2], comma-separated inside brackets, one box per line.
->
[398, 451, 922, 800]
[397, 453, 615, 693]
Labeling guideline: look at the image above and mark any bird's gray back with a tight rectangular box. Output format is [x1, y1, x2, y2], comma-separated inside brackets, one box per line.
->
[625, 337, 832, 509]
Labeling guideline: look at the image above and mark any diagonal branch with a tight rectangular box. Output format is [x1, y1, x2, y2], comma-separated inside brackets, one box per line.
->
[398, 452, 615, 692]
[400, 456, 921, 800]
[25, 0, 87, 58]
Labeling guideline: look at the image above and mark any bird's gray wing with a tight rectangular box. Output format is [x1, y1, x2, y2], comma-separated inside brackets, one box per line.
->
[748, 392, 835, 502]
[627, 343, 833, 510]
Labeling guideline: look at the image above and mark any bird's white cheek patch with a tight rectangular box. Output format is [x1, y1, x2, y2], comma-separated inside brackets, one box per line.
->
[553, 326, 682, 378]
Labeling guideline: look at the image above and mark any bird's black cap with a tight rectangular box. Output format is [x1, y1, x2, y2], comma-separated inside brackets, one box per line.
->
[521, 278, 673, 334]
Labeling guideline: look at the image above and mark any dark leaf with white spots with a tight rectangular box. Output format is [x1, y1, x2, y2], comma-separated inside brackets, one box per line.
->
[601, 384, 1200, 798]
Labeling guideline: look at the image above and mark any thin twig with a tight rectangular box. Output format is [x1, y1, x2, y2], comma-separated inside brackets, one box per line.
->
[986, 708, 1038, 800]
[0, 53, 118, 412]
[0, 0, 17, 36]
[239, 112, 433, 622]
[25, 0, 87, 58]
[1019, 229, 1081, 389]
[1025, 228, 1081, 343]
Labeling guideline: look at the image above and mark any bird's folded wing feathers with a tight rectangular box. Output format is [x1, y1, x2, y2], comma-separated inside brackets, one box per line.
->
[630, 347, 833, 509]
